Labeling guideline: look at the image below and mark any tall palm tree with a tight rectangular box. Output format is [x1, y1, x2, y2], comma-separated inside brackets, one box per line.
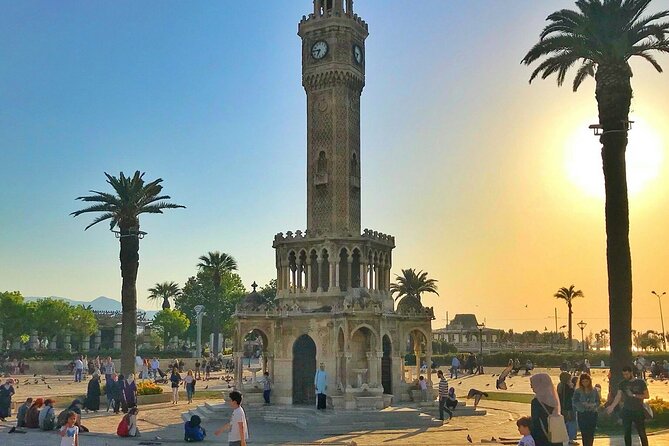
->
[197, 251, 238, 354]
[554, 285, 584, 350]
[390, 268, 439, 303]
[523, 0, 669, 387]
[72, 171, 185, 374]
[148, 281, 181, 310]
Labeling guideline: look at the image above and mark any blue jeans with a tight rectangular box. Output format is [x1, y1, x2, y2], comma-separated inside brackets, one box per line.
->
[75, 369, 83, 382]
[263, 389, 271, 404]
[566, 419, 578, 441]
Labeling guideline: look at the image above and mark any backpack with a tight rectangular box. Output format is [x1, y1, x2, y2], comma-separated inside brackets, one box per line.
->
[116, 415, 130, 437]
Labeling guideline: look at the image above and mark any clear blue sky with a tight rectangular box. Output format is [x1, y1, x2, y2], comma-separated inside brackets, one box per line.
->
[2, 1, 669, 334]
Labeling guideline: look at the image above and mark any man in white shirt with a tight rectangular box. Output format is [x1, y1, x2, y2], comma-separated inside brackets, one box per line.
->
[314, 363, 328, 410]
[74, 356, 84, 382]
[151, 358, 160, 379]
[215, 391, 247, 446]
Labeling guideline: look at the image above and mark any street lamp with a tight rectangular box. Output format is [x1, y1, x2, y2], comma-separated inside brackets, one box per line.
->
[477, 322, 485, 356]
[194, 305, 205, 358]
[651, 291, 667, 351]
[577, 320, 587, 357]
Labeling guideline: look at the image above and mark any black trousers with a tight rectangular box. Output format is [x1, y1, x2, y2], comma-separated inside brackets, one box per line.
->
[577, 411, 598, 446]
[438, 397, 453, 420]
[317, 393, 327, 410]
[622, 410, 648, 446]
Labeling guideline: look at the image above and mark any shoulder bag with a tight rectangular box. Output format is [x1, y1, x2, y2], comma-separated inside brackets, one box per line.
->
[538, 400, 569, 443]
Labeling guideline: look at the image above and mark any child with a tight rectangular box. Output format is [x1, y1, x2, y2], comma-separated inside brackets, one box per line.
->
[516, 416, 535, 446]
[184, 414, 207, 442]
[418, 376, 428, 402]
[59, 411, 79, 446]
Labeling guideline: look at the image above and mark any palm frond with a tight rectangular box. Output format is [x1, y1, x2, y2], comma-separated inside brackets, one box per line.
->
[573, 59, 597, 90]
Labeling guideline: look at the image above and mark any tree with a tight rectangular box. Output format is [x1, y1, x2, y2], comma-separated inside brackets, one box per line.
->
[72, 171, 185, 374]
[147, 281, 181, 310]
[638, 330, 663, 351]
[68, 305, 98, 350]
[196, 251, 238, 354]
[258, 279, 277, 305]
[175, 271, 246, 354]
[389, 268, 439, 303]
[0, 291, 28, 344]
[28, 298, 75, 344]
[523, 0, 669, 390]
[151, 309, 190, 349]
[554, 285, 584, 350]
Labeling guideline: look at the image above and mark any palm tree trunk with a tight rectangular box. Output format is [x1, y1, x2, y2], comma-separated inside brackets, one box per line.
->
[596, 64, 634, 394]
[119, 228, 139, 376]
[568, 302, 573, 351]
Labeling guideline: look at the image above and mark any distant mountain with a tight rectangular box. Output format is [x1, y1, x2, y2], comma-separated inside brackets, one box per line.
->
[25, 295, 158, 319]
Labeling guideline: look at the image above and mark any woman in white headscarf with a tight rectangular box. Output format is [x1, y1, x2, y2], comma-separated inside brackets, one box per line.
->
[530, 373, 562, 446]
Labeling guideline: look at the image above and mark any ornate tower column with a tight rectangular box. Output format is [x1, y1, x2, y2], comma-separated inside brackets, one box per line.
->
[299, 1, 368, 237]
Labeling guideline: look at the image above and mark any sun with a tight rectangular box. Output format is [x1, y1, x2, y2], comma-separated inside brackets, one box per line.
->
[564, 117, 664, 199]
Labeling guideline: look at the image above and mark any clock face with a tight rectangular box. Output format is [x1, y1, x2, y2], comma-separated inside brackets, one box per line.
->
[311, 41, 328, 60]
[353, 45, 363, 64]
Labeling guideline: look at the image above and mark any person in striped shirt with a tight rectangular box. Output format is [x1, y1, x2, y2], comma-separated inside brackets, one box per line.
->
[437, 370, 453, 421]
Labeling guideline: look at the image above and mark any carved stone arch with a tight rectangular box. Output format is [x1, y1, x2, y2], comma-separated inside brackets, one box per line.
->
[350, 323, 379, 348]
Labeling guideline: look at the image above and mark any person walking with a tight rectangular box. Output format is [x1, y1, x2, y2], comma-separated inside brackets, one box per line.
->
[262, 371, 272, 405]
[529, 373, 563, 446]
[0, 378, 15, 422]
[607, 365, 649, 446]
[314, 362, 328, 410]
[573, 373, 599, 446]
[84, 373, 101, 412]
[184, 370, 196, 404]
[170, 366, 182, 404]
[557, 372, 578, 444]
[214, 390, 248, 446]
[437, 370, 451, 421]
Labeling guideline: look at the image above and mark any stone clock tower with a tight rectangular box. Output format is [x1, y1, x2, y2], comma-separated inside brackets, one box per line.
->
[299, 0, 368, 236]
[234, 1, 434, 411]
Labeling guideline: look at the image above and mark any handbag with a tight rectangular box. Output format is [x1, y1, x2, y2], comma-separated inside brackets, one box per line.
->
[539, 400, 569, 443]
[643, 402, 654, 420]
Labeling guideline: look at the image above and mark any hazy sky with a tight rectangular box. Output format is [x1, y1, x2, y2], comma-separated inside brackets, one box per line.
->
[2, 1, 669, 337]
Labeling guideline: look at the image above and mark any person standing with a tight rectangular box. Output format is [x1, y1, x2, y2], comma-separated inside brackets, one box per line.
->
[214, 390, 248, 446]
[262, 371, 272, 405]
[112, 374, 125, 414]
[529, 373, 563, 446]
[557, 372, 577, 444]
[184, 370, 196, 404]
[418, 376, 428, 402]
[607, 365, 649, 446]
[437, 370, 451, 421]
[195, 359, 201, 380]
[74, 356, 84, 383]
[314, 362, 328, 410]
[59, 411, 79, 446]
[151, 357, 161, 379]
[103, 357, 115, 389]
[84, 373, 101, 412]
[573, 373, 599, 446]
[451, 356, 460, 379]
[0, 378, 15, 422]
[124, 374, 138, 409]
[170, 366, 182, 404]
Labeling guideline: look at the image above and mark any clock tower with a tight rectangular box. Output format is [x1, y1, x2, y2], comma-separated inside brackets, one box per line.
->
[298, 0, 368, 236]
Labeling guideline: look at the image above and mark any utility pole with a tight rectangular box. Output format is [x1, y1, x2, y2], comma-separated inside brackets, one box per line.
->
[652, 291, 667, 351]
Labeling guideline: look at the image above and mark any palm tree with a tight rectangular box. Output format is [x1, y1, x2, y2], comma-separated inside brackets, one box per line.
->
[522, 0, 669, 386]
[554, 285, 584, 350]
[72, 171, 185, 374]
[390, 268, 439, 305]
[148, 281, 181, 310]
[197, 251, 238, 354]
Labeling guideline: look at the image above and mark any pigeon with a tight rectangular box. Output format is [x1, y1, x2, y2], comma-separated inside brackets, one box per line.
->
[496, 362, 513, 390]
[58, 378, 62, 381]
[33, 373, 37, 377]
[204, 385, 209, 390]
[509, 384, 514, 388]
[47, 385, 52, 389]
[485, 383, 490, 386]
[458, 381, 462, 385]
[467, 434, 473, 443]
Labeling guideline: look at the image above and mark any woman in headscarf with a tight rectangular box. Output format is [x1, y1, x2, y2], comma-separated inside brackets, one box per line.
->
[123, 373, 138, 409]
[84, 372, 101, 412]
[24, 398, 44, 428]
[530, 373, 562, 446]
[0, 378, 15, 421]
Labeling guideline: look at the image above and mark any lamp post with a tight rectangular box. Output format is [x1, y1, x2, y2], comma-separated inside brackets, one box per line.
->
[477, 322, 485, 356]
[194, 305, 205, 358]
[651, 291, 667, 351]
[577, 320, 587, 358]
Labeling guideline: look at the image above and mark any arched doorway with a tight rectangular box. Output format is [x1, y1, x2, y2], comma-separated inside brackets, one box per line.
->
[382, 334, 392, 394]
[293, 334, 316, 405]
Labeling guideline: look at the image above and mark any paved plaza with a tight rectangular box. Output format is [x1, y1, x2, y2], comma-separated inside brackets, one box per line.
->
[2, 367, 669, 445]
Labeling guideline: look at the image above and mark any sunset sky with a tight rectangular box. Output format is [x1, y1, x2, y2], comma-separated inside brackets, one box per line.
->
[2, 1, 668, 338]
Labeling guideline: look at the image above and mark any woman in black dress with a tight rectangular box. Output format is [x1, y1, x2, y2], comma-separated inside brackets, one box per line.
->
[529, 373, 563, 446]
[85, 373, 101, 412]
[0, 379, 15, 421]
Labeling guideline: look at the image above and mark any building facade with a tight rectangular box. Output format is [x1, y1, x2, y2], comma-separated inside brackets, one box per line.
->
[234, 0, 434, 410]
